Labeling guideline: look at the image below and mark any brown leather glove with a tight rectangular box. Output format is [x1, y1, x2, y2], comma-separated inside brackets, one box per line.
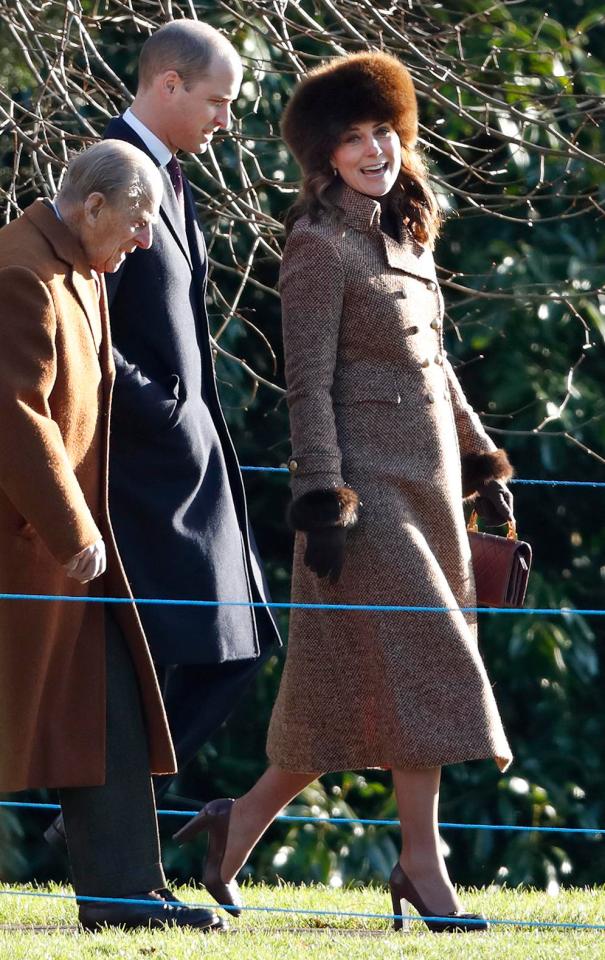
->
[303, 526, 348, 584]
[474, 478, 514, 526]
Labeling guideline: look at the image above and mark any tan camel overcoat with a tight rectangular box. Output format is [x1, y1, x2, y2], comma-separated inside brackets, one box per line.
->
[0, 200, 176, 791]
[267, 185, 512, 773]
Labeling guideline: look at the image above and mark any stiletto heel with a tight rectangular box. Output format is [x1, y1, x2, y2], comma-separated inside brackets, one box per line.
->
[388, 862, 488, 933]
[390, 886, 410, 932]
[173, 798, 242, 918]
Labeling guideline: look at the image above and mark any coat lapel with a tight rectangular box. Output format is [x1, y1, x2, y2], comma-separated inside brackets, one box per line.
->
[104, 118, 192, 270]
[24, 200, 102, 351]
[97, 275, 115, 386]
[380, 232, 438, 282]
[69, 270, 103, 351]
[338, 184, 437, 283]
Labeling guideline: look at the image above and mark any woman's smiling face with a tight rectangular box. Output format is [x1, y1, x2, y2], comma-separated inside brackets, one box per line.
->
[330, 120, 401, 197]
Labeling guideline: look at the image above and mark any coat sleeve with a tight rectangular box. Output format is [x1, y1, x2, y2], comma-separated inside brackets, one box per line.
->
[110, 346, 180, 436]
[0, 267, 101, 564]
[280, 227, 345, 499]
[445, 358, 513, 495]
[105, 259, 181, 433]
[445, 358, 496, 457]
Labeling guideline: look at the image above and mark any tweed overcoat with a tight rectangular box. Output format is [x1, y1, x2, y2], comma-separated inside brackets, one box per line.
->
[0, 200, 176, 792]
[267, 185, 512, 773]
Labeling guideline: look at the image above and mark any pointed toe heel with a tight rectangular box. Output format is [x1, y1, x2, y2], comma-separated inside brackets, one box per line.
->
[173, 797, 242, 919]
[388, 862, 488, 934]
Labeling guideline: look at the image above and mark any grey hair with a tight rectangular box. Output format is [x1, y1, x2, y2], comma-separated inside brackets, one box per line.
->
[58, 140, 162, 208]
[138, 19, 240, 90]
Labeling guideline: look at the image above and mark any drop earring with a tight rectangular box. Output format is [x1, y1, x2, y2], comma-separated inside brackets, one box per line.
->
[332, 168, 338, 177]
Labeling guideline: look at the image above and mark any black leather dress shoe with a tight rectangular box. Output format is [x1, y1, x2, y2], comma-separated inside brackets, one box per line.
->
[78, 890, 226, 931]
[154, 887, 179, 902]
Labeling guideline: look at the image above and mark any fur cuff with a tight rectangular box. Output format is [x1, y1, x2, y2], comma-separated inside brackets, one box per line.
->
[461, 449, 514, 498]
[288, 487, 360, 532]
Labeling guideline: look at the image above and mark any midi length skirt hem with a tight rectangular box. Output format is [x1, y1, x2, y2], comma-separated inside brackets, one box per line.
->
[266, 742, 512, 775]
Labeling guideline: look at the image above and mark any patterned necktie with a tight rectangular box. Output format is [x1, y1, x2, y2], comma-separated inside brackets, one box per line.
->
[166, 155, 185, 215]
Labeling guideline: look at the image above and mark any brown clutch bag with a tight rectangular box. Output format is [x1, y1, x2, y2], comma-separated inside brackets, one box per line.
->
[467, 510, 532, 608]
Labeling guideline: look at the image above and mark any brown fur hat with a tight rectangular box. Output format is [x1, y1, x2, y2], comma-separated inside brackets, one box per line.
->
[281, 51, 418, 176]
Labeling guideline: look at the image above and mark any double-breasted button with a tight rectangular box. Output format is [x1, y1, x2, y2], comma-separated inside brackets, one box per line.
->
[408, 325, 419, 335]
[396, 290, 408, 299]
[430, 319, 440, 330]
[427, 280, 437, 292]
[420, 358, 430, 368]
[427, 392, 435, 403]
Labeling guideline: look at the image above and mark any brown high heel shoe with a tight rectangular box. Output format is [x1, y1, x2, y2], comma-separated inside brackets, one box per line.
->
[389, 862, 488, 933]
[173, 797, 242, 918]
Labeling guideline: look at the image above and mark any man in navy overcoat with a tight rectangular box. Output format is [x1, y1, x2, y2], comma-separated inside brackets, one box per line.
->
[104, 21, 280, 792]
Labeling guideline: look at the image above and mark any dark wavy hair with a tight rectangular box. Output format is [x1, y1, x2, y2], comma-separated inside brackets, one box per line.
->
[284, 145, 442, 247]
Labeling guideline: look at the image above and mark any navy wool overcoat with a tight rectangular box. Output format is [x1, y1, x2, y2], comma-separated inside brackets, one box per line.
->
[104, 117, 280, 665]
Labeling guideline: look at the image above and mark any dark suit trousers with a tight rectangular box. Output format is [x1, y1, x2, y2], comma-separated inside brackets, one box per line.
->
[59, 608, 165, 897]
[153, 649, 271, 801]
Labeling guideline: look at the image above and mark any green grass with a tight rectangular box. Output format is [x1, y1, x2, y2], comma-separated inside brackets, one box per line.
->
[0, 882, 604, 958]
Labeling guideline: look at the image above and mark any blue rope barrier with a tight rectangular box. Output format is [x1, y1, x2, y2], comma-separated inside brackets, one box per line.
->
[0, 593, 602, 617]
[239, 466, 605, 488]
[511, 479, 605, 488]
[278, 817, 605, 836]
[0, 887, 604, 931]
[241, 466, 289, 473]
[1, 800, 602, 836]
[2, 471, 602, 616]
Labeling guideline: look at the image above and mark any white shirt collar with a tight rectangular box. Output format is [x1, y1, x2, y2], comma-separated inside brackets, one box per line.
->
[123, 107, 172, 167]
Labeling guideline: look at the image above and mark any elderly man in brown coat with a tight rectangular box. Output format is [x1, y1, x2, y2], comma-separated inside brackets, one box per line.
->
[0, 141, 222, 932]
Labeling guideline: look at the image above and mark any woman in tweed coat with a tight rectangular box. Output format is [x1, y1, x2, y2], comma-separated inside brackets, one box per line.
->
[176, 52, 514, 931]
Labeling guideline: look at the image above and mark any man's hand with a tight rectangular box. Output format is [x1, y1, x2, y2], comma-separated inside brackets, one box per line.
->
[63, 539, 106, 583]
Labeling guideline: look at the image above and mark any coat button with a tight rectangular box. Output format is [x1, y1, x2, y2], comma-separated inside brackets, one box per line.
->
[434, 355, 443, 365]
[430, 319, 440, 330]
[288, 459, 298, 473]
[409, 325, 419, 335]
[427, 280, 437, 292]
[427, 392, 435, 403]
[396, 290, 408, 299]
[420, 358, 430, 368]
